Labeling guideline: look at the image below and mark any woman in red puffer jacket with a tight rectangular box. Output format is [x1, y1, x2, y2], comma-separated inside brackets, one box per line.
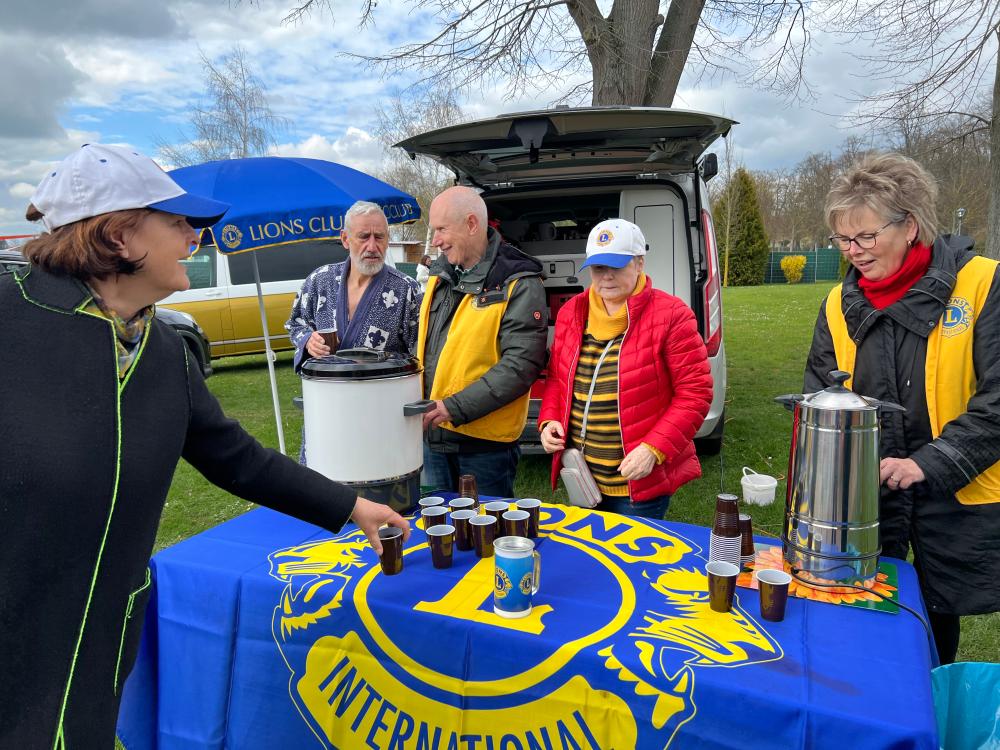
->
[538, 219, 713, 517]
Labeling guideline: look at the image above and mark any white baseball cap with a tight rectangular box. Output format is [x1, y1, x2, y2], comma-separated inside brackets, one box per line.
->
[580, 219, 647, 269]
[30, 143, 229, 232]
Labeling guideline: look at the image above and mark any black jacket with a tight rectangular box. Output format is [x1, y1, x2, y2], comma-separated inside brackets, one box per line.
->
[805, 235, 1000, 614]
[0, 265, 357, 748]
[422, 230, 548, 452]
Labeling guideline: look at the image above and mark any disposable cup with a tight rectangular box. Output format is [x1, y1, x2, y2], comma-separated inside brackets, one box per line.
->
[516, 498, 542, 538]
[707, 561, 739, 613]
[713, 493, 740, 536]
[756, 569, 792, 622]
[450, 509, 477, 551]
[470, 515, 498, 558]
[378, 527, 404, 576]
[426, 524, 456, 569]
[420, 506, 449, 530]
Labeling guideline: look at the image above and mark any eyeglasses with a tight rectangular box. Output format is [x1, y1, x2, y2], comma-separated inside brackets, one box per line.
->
[829, 218, 904, 251]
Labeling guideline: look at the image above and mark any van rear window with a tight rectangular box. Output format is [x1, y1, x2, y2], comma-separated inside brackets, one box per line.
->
[227, 240, 348, 284]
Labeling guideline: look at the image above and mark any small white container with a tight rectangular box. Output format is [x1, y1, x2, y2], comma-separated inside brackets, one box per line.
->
[741, 467, 778, 506]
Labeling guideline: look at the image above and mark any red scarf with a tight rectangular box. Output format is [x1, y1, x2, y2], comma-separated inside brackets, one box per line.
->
[857, 242, 932, 309]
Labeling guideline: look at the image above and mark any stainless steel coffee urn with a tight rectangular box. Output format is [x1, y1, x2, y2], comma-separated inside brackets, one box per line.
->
[775, 371, 904, 584]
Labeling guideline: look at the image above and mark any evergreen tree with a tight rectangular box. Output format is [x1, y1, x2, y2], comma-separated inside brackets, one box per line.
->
[714, 168, 770, 286]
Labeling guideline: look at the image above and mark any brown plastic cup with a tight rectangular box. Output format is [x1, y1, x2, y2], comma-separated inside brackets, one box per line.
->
[484, 501, 510, 527]
[470, 515, 497, 558]
[516, 498, 541, 538]
[317, 328, 339, 351]
[739, 514, 755, 558]
[420, 506, 449, 530]
[502, 509, 530, 538]
[420, 496, 446, 509]
[449, 497, 476, 512]
[713, 493, 740, 536]
[378, 527, 404, 576]
[450, 509, 477, 551]
[707, 561, 739, 613]
[426, 524, 456, 569]
[756, 569, 792, 622]
[458, 474, 479, 502]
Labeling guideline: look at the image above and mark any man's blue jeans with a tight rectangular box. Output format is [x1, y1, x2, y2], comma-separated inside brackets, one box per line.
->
[595, 494, 671, 519]
[422, 443, 520, 498]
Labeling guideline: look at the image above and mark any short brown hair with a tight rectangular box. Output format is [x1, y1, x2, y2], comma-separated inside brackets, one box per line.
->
[825, 153, 939, 245]
[21, 205, 150, 279]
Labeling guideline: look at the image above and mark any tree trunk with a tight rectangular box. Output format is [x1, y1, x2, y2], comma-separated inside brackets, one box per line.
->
[644, 0, 705, 106]
[571, 0, 661, 105]
[985, 37, 1000, 260]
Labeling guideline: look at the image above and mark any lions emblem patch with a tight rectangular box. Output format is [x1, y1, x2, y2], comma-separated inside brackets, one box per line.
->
[942, 297, 973, 338]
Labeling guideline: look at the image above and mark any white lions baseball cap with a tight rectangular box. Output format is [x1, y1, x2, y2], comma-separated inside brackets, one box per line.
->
[30, 143, 229, 232]
[580, 219, 647, 269]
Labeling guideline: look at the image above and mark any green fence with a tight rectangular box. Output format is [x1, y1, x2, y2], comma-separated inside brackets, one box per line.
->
[764, 248, 842, 284]
[395, 262, 418, 279]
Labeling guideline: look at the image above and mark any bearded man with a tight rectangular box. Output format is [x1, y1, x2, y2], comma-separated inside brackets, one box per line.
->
[286, 200, 422, 463]
[286, 200, 422, 369]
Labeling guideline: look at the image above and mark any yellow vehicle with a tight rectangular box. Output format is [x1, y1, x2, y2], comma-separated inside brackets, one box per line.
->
[160, 240, 348, 358]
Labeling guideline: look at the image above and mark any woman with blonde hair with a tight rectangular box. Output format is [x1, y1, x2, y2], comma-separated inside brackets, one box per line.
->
[804, 152, 1000, 663]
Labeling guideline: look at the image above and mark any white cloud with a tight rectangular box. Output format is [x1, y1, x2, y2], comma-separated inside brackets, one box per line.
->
[8, 183, 36, 200]
[270, 129, 386, 174]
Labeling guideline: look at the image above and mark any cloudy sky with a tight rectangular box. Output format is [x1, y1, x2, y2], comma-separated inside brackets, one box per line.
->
[0, 0, 934, 236]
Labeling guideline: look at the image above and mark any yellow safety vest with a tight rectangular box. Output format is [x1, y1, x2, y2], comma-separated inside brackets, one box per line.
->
[416, 275, 530, 443]
[825, 256, 1000, 505]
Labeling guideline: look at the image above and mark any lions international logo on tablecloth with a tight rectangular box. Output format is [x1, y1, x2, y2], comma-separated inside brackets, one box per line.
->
[268, 506, 781, 749]
[942, 296, 973, 338]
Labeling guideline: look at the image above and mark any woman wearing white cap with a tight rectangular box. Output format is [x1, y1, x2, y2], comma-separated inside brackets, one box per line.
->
[0, 144, 409, 748]
[538, 218, 714, 517]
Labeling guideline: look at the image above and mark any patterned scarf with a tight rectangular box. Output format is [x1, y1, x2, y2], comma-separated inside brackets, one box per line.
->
[85, 285, 154, 378]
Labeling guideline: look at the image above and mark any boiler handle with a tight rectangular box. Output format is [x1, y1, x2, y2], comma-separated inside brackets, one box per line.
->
[404, 399, 436, 417]
[774, 394, 804, 412]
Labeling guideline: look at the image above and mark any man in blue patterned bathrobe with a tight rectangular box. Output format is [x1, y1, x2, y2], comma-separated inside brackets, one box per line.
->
[286, 200, 422, 462]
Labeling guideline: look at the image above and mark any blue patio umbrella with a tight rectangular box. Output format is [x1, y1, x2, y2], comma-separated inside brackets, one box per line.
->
[169, 157, 420, 254]
[169, 157, 421, 454]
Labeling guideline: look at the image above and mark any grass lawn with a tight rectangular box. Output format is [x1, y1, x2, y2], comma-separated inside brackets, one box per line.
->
[157, 282, 999, 663]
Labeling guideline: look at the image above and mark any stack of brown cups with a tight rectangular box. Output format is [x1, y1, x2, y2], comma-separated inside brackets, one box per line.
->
[738, 514, 755, 569]
[709, 493, 742, 569]
[458, 474, 479, 503]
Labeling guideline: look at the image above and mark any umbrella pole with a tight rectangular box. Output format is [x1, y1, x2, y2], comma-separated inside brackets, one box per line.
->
[251, 253, 287, 454]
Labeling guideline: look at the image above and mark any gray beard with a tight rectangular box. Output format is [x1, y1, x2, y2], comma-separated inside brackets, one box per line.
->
[355, 257, 384, 276]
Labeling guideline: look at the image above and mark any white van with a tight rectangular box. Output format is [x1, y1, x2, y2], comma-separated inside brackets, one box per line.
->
[397, 107, 731, 453]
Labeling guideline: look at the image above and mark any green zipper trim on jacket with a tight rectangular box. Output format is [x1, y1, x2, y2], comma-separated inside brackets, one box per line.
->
[12, 268, 91, 315]
[52, 311, 151, 749]
[113, 567, 151, 694]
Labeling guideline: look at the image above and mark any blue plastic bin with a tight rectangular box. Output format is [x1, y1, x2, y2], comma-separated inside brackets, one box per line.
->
[931, 662, 1000, 749]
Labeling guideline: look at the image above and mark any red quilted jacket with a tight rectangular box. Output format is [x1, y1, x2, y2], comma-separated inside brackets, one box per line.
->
[537, 279, 714, 501]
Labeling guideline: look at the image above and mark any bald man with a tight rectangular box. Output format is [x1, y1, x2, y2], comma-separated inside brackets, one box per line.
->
[417, 186, 547, 496]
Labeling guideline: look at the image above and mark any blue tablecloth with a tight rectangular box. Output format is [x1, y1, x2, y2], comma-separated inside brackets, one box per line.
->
[117, 503, 938, 749]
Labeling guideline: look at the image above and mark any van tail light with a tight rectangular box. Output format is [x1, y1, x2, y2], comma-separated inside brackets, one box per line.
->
[701, 209, 723, 357]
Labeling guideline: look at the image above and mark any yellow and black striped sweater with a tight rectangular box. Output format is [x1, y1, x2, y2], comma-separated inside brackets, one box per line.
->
[567, 276, 664, 497]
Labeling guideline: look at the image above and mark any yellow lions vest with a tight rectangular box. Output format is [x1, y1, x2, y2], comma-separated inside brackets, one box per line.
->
[416, 275, 530, 443]
[825, 256, 1000, 505]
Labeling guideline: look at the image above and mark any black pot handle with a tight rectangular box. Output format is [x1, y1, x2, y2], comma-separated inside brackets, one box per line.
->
[404, 399, 435, 417]
[774, 394, 804, 412]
